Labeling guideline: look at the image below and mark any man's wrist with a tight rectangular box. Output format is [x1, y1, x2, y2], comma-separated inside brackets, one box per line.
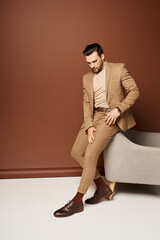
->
[116, 107, 122, 115]
[86, 126, 94, 133]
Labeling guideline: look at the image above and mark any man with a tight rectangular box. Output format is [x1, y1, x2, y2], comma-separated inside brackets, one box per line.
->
[54, 43, 139, 217]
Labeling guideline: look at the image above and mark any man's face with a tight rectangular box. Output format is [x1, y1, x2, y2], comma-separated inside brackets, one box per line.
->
[85, 51, 105, 73]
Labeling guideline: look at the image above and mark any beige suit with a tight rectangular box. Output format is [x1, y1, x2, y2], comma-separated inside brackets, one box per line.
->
[81, 61, 139, 132]
[71, 61, 139, 194]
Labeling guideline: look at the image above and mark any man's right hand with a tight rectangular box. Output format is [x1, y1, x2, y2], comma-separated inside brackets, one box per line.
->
[88, 127, 96, 144]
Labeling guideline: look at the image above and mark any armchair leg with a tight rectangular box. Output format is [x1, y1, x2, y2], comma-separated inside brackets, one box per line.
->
[108, 182, 116, 200]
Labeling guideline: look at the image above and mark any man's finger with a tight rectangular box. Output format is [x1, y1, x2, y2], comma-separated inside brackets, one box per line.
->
[113, 118, 116, 124]
[105, 114, 112, 122]
[108, 118, 113, 125]
[88, 132, 94, 143]
[105, 114, 110, 120]
[91, 133, 95, 141]
[88, 136, 92, 144]
[106, 116, 112, 124]
[106, 116, 114, 125]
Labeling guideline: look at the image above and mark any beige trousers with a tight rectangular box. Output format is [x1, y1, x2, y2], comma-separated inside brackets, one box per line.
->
[71, 111, 119, 194]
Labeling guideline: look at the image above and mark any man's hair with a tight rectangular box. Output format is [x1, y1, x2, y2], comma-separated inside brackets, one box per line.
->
[82, 43, 104, 57]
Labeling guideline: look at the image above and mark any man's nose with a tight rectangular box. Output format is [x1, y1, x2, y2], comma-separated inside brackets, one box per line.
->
[90, 63, 95, 68]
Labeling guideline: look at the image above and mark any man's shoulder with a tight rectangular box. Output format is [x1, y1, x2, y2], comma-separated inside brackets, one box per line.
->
[82, 71, 92, 78]
[82, 71, 93, 83]
[108, 61, 125, 69]
[107, 61, 126, 76]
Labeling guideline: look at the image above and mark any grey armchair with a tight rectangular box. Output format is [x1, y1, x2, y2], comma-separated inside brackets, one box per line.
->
[103, 129, 160, 200]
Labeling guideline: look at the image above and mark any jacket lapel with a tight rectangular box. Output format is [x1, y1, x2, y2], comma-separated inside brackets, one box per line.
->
[88, 72, 94, 110]
[105, 61, 112, 100]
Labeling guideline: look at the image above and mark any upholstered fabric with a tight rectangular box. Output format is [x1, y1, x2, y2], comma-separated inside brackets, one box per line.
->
[103, 129, 160, 185]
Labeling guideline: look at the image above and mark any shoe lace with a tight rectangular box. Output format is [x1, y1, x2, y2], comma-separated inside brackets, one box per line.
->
[64, 200, 71, 207]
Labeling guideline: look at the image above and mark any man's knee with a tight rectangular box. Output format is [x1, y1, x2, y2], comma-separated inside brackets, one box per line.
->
[85, 146, 101, 159]
[71, 145, 81, 159]
[71, 145, 85, 160]
[84, 150, 100, 166]
[71, 145, 77, 159]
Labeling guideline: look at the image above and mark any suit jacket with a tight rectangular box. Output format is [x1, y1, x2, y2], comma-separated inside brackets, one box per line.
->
[80, 61, 140, 132]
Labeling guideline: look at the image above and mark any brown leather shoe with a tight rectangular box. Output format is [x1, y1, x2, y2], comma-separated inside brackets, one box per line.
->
[53, 200, 84, 217]
[85, 185, 112, 204]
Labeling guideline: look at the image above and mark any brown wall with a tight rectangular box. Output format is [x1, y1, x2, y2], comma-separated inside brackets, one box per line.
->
[0, 0, 160, 178]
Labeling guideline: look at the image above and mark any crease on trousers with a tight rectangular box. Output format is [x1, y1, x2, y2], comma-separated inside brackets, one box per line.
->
[71, 111, 119, 194]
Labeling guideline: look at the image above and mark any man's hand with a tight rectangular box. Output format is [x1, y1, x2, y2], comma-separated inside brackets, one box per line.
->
[88, 127, 96, 144]
[105, 108, 120, 125]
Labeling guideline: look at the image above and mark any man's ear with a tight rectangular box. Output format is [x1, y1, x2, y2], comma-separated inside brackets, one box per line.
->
[101, 53, 105, 61]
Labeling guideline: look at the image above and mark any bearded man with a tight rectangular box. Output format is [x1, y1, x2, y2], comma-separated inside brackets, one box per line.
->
[54, 43, 139, 218]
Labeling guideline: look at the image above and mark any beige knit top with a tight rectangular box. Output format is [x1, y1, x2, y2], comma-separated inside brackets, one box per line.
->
[93, 61, 109, 108]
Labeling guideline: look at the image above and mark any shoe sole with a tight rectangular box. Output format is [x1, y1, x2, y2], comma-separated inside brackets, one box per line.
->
[53, 207, 84, 218]
[85, 190, 112, 205]
[105, 191, 113, 200]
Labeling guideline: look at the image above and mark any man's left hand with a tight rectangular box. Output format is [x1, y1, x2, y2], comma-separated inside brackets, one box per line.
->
[104, 108, 120, 125]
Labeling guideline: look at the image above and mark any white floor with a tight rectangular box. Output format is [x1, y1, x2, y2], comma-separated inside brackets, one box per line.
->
[0, 176, 160, 240]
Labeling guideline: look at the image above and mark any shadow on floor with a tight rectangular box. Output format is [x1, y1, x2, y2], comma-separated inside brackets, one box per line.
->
[114, 182, 160, 197]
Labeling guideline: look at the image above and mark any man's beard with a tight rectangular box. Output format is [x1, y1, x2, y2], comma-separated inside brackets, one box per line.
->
[92, 60, 104, 74]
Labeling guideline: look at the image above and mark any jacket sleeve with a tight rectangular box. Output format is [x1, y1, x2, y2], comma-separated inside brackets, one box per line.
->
[117, 63, 140, 114]
[82, 77, 94, 132]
